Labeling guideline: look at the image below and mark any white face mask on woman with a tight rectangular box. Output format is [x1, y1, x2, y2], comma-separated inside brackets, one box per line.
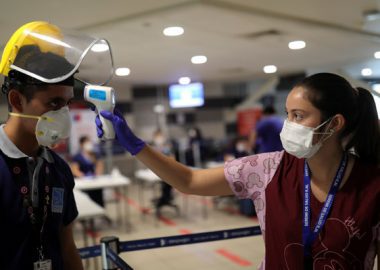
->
[9, 106, 71, 147]
[279, 118, 334, 159]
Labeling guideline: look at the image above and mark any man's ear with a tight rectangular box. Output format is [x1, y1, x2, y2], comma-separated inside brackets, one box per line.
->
[8, 89, 24, 112]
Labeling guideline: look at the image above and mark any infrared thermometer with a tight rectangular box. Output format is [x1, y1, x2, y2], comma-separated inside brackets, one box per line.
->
[84, 85, 115, 139]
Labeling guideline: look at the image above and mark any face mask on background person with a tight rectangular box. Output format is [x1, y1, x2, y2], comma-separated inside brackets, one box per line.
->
[236, 143, 247, 153]
[153, 136, 165, 146]
[83, 141, 95, 153]
[279, 117, 335, 159]
[9, 106, 71, 147]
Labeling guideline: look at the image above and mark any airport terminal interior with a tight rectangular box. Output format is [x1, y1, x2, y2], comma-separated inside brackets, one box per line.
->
[0, 0, 380, 269]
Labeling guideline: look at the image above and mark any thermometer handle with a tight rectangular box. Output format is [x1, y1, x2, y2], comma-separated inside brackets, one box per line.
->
[99, 112, 115, 139]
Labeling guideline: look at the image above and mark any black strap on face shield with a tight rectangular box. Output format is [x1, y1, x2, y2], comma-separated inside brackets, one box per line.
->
[1, 70, 75, 95]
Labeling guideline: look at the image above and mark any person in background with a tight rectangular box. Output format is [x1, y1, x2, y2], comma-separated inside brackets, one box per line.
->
[223, 136, 250, 161]
[249, 105, 284, 153]
[70, 135, 105, 207]
[0, 21, 83, 269]
[185, 126, 204, 167]
[150, 129, 179, 216]
[151, 129, 172, 156]
[222, 135, 254, 216]
[97, 72, 380, 269]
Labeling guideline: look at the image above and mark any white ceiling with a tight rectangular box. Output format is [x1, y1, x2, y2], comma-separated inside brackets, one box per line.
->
[1, 0, 380, 85]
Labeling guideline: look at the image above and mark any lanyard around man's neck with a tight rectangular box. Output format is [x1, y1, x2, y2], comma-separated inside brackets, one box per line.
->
[302, 153, 348, 267]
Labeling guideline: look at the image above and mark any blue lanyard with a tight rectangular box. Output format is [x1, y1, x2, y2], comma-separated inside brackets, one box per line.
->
[302, 154, 348, 258]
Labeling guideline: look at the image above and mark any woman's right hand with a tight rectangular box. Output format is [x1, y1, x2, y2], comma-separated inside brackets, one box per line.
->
[96, 110, 146, 155]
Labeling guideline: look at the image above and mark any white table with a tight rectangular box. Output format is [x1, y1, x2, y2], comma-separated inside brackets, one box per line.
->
[204, 161, 225, 168]
[75, 189, 106, 219]
[134, 168, 209, 220]
[75, 174, 131, 190]
[75, 174, 131, 230]
[134, 169, 162, 219]
[74, 190, 105, 270]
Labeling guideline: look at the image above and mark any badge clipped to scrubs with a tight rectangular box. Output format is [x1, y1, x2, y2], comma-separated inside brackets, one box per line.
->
[34, 259, 52, 270]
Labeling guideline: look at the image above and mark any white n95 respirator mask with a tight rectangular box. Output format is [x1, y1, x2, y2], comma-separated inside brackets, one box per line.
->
[9, 106, 71, 147]
[279, 118, 334, 159]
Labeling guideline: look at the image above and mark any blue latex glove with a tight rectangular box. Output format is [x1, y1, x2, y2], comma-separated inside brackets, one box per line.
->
[96, 110, 146, 155]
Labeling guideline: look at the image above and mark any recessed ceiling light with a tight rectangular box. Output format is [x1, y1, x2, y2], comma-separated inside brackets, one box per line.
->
[163, 26, 184, 37]
[363, 10, 380, 21]
[374, 51, 380, 59]
[288, 40, 306, 50]
[191, 55, 207, 64]
[91, 43, 109, 52]
[178, 77, 191, 84]
[361, 68, 372, 76]
[115, 67, 130, 76]
[372, 84, 380, 94]
[263, 65, 277, 74]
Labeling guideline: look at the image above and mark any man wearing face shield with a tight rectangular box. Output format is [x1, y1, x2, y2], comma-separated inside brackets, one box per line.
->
[0, 21, 113, 270]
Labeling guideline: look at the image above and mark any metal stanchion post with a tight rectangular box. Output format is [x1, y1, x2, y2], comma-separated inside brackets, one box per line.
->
[101, 236, 119, 270]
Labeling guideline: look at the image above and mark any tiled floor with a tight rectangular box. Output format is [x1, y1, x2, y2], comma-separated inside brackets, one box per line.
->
[73, 180, 379, 270]
[73, 181, 265, 270]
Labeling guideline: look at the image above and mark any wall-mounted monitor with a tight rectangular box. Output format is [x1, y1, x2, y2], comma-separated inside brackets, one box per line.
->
[168, 82, 204, 108]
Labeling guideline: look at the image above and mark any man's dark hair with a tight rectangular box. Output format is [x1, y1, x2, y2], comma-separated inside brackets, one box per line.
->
[1, 45, 75, 110]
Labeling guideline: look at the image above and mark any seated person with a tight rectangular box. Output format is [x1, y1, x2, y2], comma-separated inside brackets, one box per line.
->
[224, 136, 250, 161]
[150, 130, 179, 215]
[70, 135, 105, 206]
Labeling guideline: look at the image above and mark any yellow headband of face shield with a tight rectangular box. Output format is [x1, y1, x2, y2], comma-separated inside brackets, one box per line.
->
[0, 21, 64, 77]
[9, 112, 54, 122]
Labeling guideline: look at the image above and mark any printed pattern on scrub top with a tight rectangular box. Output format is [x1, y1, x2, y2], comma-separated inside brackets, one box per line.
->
[224, 151, 380, 270]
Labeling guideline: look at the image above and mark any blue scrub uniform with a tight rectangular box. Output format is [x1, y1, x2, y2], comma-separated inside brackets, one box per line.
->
[72, 153, 96, 175]
[72, 153, 104, 206]
[0, 148, 78, 270]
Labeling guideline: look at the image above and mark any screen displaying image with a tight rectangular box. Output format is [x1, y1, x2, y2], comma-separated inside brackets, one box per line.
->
[169, 82, 204, 108]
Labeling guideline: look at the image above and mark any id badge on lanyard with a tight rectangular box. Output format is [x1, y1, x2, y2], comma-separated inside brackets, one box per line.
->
[302, 154, 347, 263]
[33, 259, 52, 270]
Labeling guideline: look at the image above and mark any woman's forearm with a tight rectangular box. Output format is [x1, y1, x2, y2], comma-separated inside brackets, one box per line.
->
[136, 145, 232, 196]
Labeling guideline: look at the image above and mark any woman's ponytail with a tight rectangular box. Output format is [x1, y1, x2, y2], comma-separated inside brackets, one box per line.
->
[345, 87, 380, 165]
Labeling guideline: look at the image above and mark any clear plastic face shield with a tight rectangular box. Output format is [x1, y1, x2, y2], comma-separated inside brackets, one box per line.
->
[0, 21, 114, 85]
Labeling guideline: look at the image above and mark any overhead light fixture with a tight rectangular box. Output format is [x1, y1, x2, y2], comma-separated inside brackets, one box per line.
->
[163, 26, 184, 37]
[361, 68, 372, 76]
[288, 40, 306, 50]
[178, 77, 191, 84]
[115, 67, 130, 76]
[374, 51, 380, 59]
[263, 65, 277, 74]
[191, 55, 207, 64]
[363, 9, 380, 21]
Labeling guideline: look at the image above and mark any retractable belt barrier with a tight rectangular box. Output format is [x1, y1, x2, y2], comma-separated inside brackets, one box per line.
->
[79, 225, 262, 262]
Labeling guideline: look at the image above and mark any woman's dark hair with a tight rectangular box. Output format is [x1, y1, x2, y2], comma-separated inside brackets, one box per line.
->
[296, 72, 380, 165]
